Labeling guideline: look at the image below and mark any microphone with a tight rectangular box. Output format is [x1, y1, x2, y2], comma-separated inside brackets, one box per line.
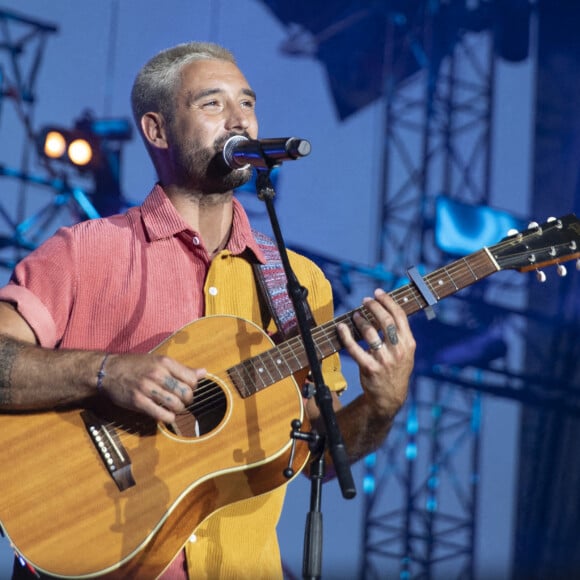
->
[222, 135, 311, 169]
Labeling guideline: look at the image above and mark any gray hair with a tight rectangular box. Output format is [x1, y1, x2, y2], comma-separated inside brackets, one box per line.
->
[130, 41, 236, 130]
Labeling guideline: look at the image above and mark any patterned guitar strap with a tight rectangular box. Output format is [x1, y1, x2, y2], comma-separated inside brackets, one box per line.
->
[252, 229, 315, 344]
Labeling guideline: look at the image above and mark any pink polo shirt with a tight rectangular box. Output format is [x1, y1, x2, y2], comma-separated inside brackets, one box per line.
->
[0, 184, 346, 579]
[0, 184, 268, 352]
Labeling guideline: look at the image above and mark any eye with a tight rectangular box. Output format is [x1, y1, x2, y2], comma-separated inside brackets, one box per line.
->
[240, 99, 256, 110]
[201, 99, 224, 111]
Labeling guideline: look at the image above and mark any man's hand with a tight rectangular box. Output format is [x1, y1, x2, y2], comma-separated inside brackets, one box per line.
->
[338, 288, 415, 420]
[98, 353, 206, 423]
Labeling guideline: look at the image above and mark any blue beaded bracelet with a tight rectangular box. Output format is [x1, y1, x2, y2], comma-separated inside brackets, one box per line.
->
[96, 353, 110, 392]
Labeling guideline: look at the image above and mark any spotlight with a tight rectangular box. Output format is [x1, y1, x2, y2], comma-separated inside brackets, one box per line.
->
[37, 114, 132, 172]
[36, 113, 133, 216]
[42, 130, 67, 159]
[38, 127, 101, 170]
[67, 137, 93, 166]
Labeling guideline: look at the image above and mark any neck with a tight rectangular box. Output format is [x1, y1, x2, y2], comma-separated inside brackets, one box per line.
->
[165, 186, 235, 256]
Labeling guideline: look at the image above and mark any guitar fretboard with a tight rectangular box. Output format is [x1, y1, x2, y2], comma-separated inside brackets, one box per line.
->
[228, 248, 499, 398]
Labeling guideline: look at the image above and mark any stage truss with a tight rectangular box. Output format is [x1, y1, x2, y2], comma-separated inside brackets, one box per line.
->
[4, 4, 576, 580]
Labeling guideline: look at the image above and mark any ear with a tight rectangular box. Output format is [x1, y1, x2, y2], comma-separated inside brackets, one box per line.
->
[141, 112, 168, 150]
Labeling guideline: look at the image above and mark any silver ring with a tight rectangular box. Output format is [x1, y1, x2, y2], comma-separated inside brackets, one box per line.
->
[386, 324, 399, 346]
[368, 339, 384, 351]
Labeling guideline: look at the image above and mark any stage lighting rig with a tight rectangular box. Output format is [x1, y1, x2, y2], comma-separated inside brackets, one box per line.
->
[37, 113, 132, 172]
[36, 112, 133, 216]
[39, 127, 100, 169]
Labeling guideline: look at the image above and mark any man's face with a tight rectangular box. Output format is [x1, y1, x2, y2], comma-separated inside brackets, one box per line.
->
[165, 58, 259, 193]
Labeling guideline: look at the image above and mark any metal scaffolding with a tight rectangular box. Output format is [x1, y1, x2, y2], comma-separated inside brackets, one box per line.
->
[7, 3, 577, 579]
[361, 13, 505, 579]
[0, 8, 101, 271]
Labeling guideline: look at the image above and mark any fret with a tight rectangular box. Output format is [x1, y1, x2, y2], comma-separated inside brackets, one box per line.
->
[234, 358, 268, 396]
[282, 336, 308, 371]
[410, 287, 423, 310]
[262, 349, 286, 381]
[424, 276, 440, 300]
[463, 257, 478, 280]
[272, 344, 295, 377]
[227, 364, 252, 398]
[395, 289, 413, 311]
[248, 356, 274, 388]
[256, 351, 280, 384]
[443, 266, 459, 291]
[394, 285, 426, 316]
[315, 324, 340, 357]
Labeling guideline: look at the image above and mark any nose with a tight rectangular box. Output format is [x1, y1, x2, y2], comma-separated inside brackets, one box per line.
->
[224, 103, 253, 132]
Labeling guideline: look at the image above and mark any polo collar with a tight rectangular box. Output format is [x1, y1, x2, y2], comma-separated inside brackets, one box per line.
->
[141, 184, 266, 264]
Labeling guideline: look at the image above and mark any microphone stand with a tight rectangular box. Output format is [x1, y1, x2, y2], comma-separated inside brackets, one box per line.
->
[254, 167, 356, 580]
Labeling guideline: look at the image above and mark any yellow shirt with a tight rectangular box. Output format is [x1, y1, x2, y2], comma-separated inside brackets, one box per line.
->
[184, 247, 346, 579]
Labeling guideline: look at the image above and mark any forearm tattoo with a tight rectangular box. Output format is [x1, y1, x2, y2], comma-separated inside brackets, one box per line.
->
[0, 337, 24, 405]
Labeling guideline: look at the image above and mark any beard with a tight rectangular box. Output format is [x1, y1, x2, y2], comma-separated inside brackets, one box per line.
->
[169, 132, 253, 195]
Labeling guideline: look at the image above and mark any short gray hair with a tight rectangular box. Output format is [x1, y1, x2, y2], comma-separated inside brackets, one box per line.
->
[130, 41, 236, 129]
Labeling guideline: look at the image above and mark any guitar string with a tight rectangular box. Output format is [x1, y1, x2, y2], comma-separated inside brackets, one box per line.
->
[103, 225, 575, 437]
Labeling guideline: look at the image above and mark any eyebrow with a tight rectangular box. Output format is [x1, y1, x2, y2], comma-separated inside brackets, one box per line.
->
[187, 87, 257, 105]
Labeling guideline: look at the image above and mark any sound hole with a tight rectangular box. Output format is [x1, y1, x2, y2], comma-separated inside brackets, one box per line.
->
[167, 376, 227, 438]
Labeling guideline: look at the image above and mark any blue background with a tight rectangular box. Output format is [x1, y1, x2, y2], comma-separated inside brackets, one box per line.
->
[0, 1, 538, 578]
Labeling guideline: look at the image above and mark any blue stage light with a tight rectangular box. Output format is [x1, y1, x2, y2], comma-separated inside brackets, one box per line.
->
[435, 196, 526, 255]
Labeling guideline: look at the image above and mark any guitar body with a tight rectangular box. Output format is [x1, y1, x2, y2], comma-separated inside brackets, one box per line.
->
[0, 316, 310, 579]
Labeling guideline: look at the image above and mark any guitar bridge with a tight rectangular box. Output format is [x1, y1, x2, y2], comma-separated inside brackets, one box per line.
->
[81, 409, 136, 491]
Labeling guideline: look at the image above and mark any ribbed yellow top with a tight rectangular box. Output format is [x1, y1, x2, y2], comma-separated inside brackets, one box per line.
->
[184, 248, 345, 579]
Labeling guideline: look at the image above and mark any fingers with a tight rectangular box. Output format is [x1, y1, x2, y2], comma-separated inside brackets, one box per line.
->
[144, 357, 206, 421]
[385, 324, 399, 346]
[337, 288, 415, 365]
[102, 354, 206, 423]
[363, 289, 412, 346]
[338, 288, 415, 418]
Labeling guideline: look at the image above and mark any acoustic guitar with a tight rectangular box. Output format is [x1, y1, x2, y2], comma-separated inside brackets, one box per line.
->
[0, 215, 578, 578]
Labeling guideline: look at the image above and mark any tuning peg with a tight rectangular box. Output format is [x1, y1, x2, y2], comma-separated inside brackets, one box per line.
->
[557, 264, 567, 277]
[536, 269, 547, 283]
[528, 221, 539, 229]
[507, 228, 519, 236]
[547, 217, 563, 229]
[576, 259, 580, 271]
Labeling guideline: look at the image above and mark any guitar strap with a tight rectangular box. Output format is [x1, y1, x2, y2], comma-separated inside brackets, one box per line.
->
[252, 229, 315, 343]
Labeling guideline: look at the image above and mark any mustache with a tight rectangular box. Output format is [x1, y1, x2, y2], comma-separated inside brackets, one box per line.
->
[214, 132, 251, 153]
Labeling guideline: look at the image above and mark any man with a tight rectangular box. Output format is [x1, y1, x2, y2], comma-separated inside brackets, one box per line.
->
[0, 42, 415, 578]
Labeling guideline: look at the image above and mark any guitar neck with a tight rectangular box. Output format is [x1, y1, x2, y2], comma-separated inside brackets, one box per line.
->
[231, 248, 499, 398]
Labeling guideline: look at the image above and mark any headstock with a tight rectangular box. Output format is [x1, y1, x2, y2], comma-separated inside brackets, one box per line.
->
[491, 214, 580, 281]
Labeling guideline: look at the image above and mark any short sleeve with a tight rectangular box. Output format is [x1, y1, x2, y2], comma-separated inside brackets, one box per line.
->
[0, 227, 77, 347]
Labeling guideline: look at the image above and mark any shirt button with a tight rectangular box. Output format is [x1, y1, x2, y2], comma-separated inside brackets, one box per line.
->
[208, 286, 218, 296]
[192, 236, 200, 246]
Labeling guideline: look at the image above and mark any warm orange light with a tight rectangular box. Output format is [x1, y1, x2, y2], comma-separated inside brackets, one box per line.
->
[43, 131, 67, 159]
[67, 138, 93, 166]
